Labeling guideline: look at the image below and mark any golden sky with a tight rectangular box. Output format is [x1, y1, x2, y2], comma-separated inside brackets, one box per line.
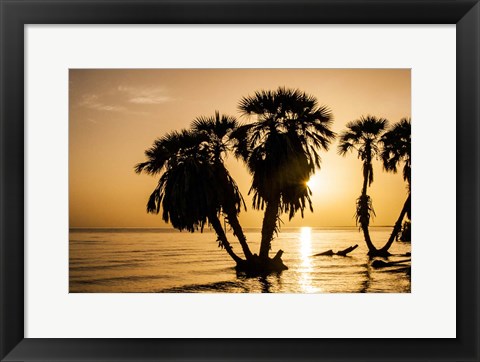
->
[69, 69, 410, 228]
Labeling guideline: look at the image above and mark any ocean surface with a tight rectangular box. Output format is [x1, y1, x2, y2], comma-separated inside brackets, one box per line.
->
[69, 227, 411, 293]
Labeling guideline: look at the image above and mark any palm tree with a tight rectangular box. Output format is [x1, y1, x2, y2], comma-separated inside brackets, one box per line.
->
[191, 112, 253, 261]
[135, 117, 248, 266]
[338, 115, 388, 255]
[232, 87, 335, 263]
[379, 118, 411, 253]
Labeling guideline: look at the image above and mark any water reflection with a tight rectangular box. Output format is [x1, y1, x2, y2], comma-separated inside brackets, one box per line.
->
[70, 228, 411, 293]
[258, 274, 282, 293]
[300, 227, 312, 258]
[299, 227, 317, 293]
[360, 258, 372, 293]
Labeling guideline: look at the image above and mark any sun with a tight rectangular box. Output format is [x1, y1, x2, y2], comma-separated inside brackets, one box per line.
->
[306, 175, 319, 191]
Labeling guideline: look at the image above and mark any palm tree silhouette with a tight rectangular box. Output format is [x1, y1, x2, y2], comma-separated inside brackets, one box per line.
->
[338, 115, 388, 256]
[378, 117, 411, 253]
[232, 87, 335, 262]
[135, 115, 248, 266]
[191, 112, 253, 261]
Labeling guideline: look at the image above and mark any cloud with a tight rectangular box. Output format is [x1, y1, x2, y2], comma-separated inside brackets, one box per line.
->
[117, 85, 173, 105]
[129, 95, 172, 104]
[76, 85, 172, 120]
[79, 94, 125, 112]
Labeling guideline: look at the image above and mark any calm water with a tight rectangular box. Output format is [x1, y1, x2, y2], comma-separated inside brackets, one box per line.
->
[69, 227, 411, 293]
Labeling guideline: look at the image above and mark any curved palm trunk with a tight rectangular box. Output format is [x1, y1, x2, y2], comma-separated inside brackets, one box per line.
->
[380, 193, 411, 253]
[362, 225, 378, 255]
[225, 210, 253, 260]
[259, 197, 280, 259]
[215, 164, 254, 261]
[361, 160, 378, 255]
[209, 214, 243, 265]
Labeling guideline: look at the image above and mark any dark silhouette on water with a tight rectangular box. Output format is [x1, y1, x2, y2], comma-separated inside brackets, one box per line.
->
[338, 115, 388, 256]
[231, 87, 335, 271]
[398, 220, 411, 241]
[159, 272, 281, 293]
[371, 258, 411, 268]
[314, 244, 358, 256]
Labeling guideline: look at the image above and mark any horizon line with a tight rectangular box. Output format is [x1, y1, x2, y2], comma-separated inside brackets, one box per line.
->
[69, 225, 395, 229]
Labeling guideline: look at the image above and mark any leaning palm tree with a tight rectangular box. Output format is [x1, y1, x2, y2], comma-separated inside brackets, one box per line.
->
[338, 115, 388, 256]
[135, 121, 247, 266]
[191, 112, 253, 261]
[232, 87, 335, 265]
[378, 118, 411, 253]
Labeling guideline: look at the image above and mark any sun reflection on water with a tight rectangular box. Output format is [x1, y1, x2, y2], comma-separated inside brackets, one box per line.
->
[299, 227, 317, 293]
[300, 227, 312, 258]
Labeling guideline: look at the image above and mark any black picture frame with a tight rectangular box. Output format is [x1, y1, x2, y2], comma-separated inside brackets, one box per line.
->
[1, 0, 479, 361]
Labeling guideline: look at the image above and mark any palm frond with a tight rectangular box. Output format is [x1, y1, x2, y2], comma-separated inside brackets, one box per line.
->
[136, 112, 246, 235]
[380, 117, 411, 184]
[355, 194, 376, 230]
[339, 115, 389, 190]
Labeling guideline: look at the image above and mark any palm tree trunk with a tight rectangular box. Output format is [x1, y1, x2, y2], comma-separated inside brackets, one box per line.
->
[361, 156, 371, 195]
[215, 165, 254, 261]
[362, 224, 378, 255]
[362, 174, 369, 195]
[259, 197, 280, 259]
[209, 214, 243, 264]
[379, 193, 411, 253]
[360, 166, 378, 255]
[225, 211, 253, 260]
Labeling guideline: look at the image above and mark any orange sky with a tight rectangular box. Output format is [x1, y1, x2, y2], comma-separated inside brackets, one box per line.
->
[69, 69, 410, 228]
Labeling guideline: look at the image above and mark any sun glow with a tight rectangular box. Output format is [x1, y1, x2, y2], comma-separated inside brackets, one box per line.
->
[306, 175, 319, 192]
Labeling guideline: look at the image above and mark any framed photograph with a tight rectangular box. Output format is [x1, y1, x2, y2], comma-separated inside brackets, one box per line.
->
[1, 0, 478, 361]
